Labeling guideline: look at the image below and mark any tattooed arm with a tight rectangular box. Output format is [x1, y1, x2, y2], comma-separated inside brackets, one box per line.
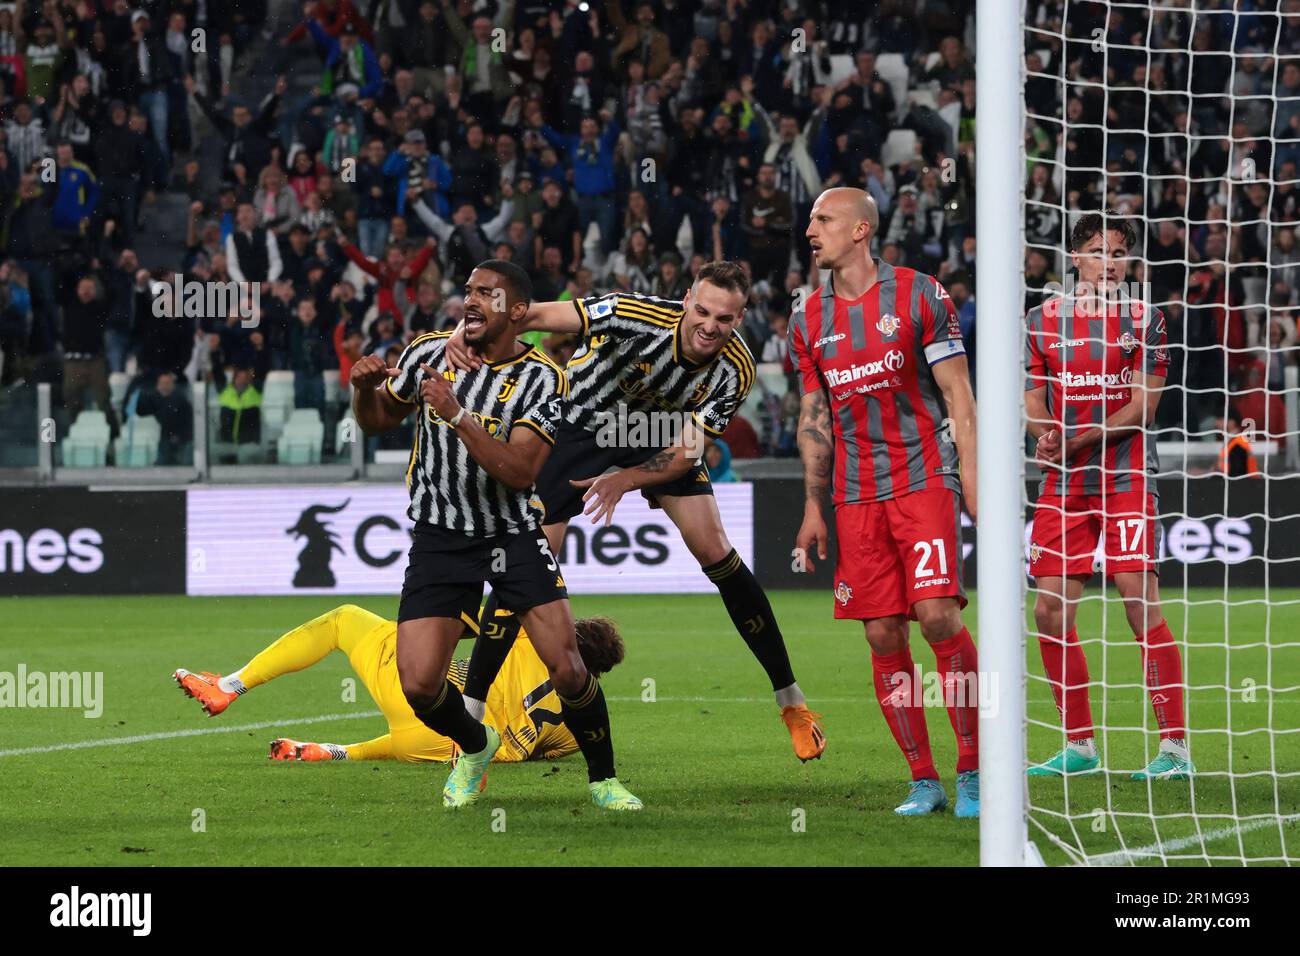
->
[567, 422, 706, 526]
[795, 388, 835, 571]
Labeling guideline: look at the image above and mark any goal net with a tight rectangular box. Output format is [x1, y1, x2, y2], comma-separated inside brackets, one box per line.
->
[1016, 0, 1300, 865]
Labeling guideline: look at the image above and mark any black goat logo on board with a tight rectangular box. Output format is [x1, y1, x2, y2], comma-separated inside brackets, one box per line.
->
[287, 501, 350, 587]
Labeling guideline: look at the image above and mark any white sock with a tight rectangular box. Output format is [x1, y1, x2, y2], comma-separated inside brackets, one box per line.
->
[775, 682, 805, 709]
[217, 670, 247, 695]
[1160, 737, 1189, 759]
[463, 696, 487, 721]
[1067, 737, 1097, 759]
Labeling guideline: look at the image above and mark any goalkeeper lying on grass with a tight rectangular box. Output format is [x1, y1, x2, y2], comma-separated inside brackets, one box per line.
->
[172, 604, 624, 763]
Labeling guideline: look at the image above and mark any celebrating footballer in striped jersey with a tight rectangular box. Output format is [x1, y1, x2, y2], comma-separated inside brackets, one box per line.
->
[1025, 213, 1192, 781]
[350, 258, 641, 812]
[386, 330, 565, 535]
[446, 262, 828, 762]
[792, 187, 980, 817]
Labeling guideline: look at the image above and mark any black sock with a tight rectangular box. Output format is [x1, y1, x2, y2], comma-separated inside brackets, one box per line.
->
[559, 673, 616, 783]
[464, 592, 520, 701]
[702, 549, 797, 692]
[411, 679, 488, 754]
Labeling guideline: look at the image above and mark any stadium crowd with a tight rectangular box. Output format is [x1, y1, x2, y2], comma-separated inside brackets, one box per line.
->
[0, 0, 1291, 470]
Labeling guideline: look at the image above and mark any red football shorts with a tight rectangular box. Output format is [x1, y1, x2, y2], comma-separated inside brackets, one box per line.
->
[832, 487, 968, 621]
[1029, 490, 1160, 579]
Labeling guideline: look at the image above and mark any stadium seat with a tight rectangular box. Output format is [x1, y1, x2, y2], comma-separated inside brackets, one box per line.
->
[736, 392, 765, 436]
[755, 362, 788, 397]
[277, 417, 324, 464]
[909, 88, 939, 111]
[1242, 276, 1267, 310]
[72, 410, 109, 431]
[114, 415, 161, 468]
[322, 370, 345, 407]
[62, 412, 112, 468]
[882, 129, 919, 170]
[583, 221, 606, 271]
[826, 53, 856, 87]
[261, 370, 296, 444]
[874, 53, 912, 121]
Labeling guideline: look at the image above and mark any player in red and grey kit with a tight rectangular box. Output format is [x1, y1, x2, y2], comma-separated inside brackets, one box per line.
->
[1025, 213, 1193, 781]
[791, 187, 981, 818]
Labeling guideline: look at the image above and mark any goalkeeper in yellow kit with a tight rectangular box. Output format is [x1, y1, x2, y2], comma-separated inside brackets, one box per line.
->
[171, 604, 625, 763]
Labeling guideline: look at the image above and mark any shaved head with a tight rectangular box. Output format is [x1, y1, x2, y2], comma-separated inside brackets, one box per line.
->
[806, 187, 879, 272]
[821, 187, 878, 235]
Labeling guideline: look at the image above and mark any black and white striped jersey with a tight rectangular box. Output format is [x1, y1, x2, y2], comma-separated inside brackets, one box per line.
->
[566, 292, 756, 437]
[387, 332, 568, 535]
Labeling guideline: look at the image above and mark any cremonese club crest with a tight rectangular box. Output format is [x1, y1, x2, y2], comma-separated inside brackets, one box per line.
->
[835, 581, 853, 606]
[876, 313, 901, 336]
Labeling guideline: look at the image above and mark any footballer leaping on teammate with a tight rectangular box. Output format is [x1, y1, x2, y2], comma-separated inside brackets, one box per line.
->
[445, 261, 828, 764]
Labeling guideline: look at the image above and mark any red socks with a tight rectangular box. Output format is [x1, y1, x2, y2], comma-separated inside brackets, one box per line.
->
[1038, 620, 1185, 740]
[929, 627, 980, 773]
[871, 648, 938, 781]
[1037, 628, 1095, 741]
[1141, 619, 1186, 739]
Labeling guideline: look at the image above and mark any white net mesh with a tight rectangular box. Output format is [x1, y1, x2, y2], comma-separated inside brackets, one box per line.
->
[1020, 0, 1300, 865]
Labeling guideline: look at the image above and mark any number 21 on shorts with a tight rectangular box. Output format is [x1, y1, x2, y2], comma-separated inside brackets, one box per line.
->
[913, 538, 949, 578]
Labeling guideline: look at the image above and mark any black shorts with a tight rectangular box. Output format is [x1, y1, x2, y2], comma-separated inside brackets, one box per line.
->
[397, 523, 568, 623]
[534, 422, 714, 525]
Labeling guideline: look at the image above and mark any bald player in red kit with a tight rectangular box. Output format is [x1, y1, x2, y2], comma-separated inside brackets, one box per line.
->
[790, 187, 980, 818]
[1024, 212, 1192, 782]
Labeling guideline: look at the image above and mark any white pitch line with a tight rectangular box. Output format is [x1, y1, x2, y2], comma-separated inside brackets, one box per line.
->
[1088, 813, 1300, 866]
[0, 710, 383, 758]
[2, 693, 1293, 759]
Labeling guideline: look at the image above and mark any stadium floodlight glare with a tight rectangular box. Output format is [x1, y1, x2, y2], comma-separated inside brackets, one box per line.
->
[978, 0, 1031, 868]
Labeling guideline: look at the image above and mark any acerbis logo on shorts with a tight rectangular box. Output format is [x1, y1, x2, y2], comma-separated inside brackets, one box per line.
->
[835, 581, 853, 606]
[913, 576, 951, 590]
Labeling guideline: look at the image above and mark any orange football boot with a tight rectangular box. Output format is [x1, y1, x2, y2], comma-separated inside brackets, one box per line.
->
[781, 705, 827, 762]
[269, 738, 340, 761]
[173, 668, 239, 717]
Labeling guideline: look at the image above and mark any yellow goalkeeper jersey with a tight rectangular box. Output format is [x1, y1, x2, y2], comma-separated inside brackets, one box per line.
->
[445, 633, 577, 763]
[360, 608, 577, 763]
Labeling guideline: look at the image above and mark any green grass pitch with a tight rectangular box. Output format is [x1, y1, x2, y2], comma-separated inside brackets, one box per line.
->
[0, 590, 1296, 866]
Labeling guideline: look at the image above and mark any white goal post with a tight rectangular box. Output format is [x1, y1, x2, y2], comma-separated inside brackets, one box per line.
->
[977, 0, 1031, 868]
